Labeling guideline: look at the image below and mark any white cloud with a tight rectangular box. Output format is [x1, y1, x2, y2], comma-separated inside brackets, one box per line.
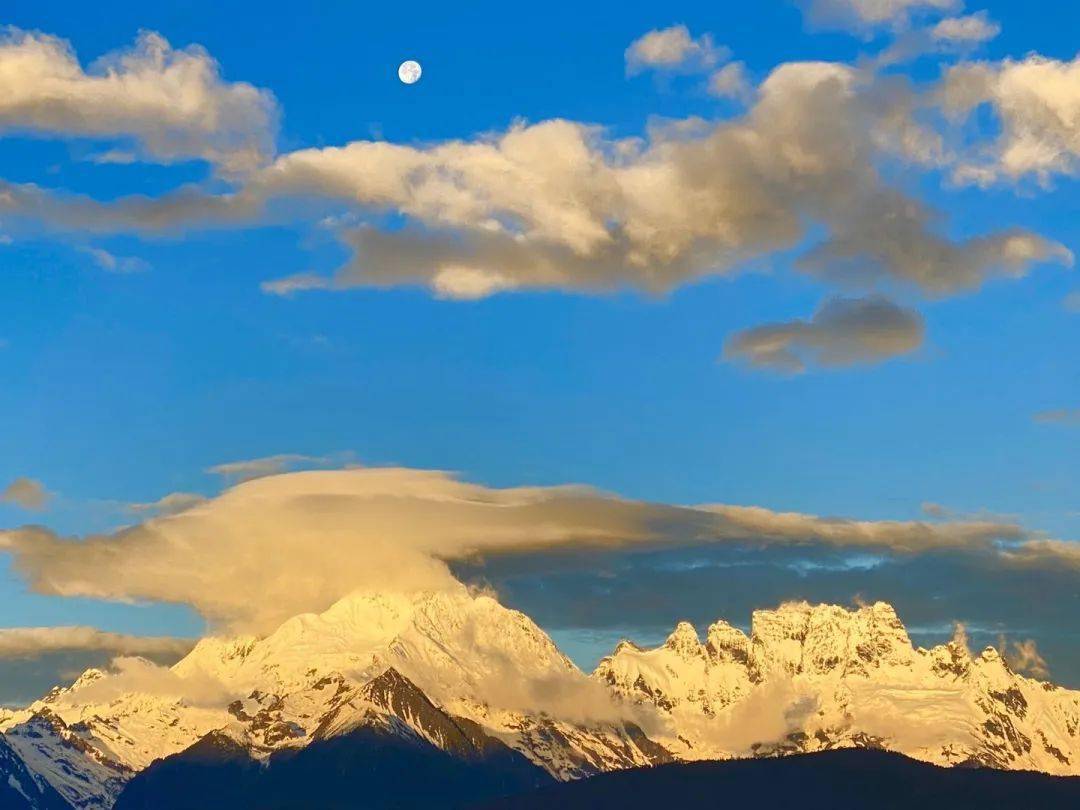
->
[0, 478, 51, 511]
[0, 28, 276, 173]
[0, 468, 1070, 635]
[0, 627, 193, 660]
[707, 61, 753, 101]
[722, 296, 924, 373]
[625, 25, 728, 74]
[931, 11, 1000, 43]
[431, 265, 517, 300]
[944, 55, 1080, 185]
[62, 655, 234, 707]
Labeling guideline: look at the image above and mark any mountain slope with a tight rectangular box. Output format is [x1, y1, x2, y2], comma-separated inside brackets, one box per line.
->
[594, 600, 1080, 772]
[114, 670, 552, 810]
[0, 733, 72, 810]
[478, 748, 1080, 810]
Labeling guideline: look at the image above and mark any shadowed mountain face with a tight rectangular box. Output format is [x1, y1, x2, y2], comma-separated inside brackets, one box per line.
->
[479, 749, 1080, 810]
[114, 721, 551, 810]
[0, 735, 72, 810]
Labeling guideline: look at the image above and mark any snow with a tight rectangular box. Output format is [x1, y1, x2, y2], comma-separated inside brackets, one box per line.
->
[595, 600, 1080, 773]
[2, 592, 1079, 809]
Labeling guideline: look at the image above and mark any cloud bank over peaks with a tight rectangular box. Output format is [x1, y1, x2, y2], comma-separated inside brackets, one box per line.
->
[0, 467, 1074, 635]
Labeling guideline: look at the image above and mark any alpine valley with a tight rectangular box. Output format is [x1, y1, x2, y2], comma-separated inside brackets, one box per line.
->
[1, 586, 1079, 809]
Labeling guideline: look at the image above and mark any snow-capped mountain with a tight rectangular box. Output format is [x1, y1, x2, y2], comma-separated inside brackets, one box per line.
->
[595, 600, 1080, 773]
[1, 592, 1078, 809]
[0, 586, 668, 809]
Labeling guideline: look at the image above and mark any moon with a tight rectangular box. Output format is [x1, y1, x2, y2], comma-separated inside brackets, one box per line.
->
[398, 60, 422, 85]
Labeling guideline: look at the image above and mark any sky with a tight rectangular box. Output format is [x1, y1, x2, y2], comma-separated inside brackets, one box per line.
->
[0, 0, 1077, 703]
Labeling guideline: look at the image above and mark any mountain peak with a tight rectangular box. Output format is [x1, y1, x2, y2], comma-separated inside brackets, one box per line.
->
[663, 622, 703, 658]
[704, 620, 749, 665]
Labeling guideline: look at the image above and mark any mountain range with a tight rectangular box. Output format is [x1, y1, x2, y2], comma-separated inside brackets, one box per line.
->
[1, 586, 1078, 808]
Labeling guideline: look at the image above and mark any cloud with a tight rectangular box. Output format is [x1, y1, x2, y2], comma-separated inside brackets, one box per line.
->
[250, 63, 1065, 300]
[943, 55, 1080, 185]
[722, 296, 924, 373]
[79, 246, 150, 274]
[206, 453, 344, 481]
[625, 25, 728, 75]
[260, 272, 333, 297]
[707, 62, 753, 101]
[0, 467, 1072, 636]
[127, 492, 207, 517]
[0, 28, 1070, 380]
[0, 626, 193, 660]
[1001, 637, 1050, 680]
[0, 28, 276, 173]
[0, 32, 1066, 310]
[921, 502, 952, 519]
[698, 502, 1037, 554]
[931, 11, 1000, 43]
[1033, 409, 1080, 426]
[61, 655, 235, 707]
[1, 477, 51, 511]
[801, 0, 960, 31]
[0, 176, 263, 237]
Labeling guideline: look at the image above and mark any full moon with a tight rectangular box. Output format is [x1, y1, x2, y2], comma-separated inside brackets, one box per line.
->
[398, 60, 422, 85]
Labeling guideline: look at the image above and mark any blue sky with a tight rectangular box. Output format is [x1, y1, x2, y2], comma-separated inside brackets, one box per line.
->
[0, 0, 1077, 699]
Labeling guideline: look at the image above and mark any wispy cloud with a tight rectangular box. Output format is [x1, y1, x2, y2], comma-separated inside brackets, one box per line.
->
[1000, 637, 1050, 679]
[205, 452, 350, 482]
[1033, 409, 1080, 426]
[0, 626, 193, 660]
[127, 492, 207, 517]
[80, 246, 150, 274]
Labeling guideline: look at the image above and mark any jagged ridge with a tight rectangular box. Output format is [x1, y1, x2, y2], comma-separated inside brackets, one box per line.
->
[1, 593, 1078, 809]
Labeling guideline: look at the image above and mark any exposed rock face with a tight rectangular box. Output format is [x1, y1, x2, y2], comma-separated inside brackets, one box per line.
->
[594, 601, 1080, 773]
